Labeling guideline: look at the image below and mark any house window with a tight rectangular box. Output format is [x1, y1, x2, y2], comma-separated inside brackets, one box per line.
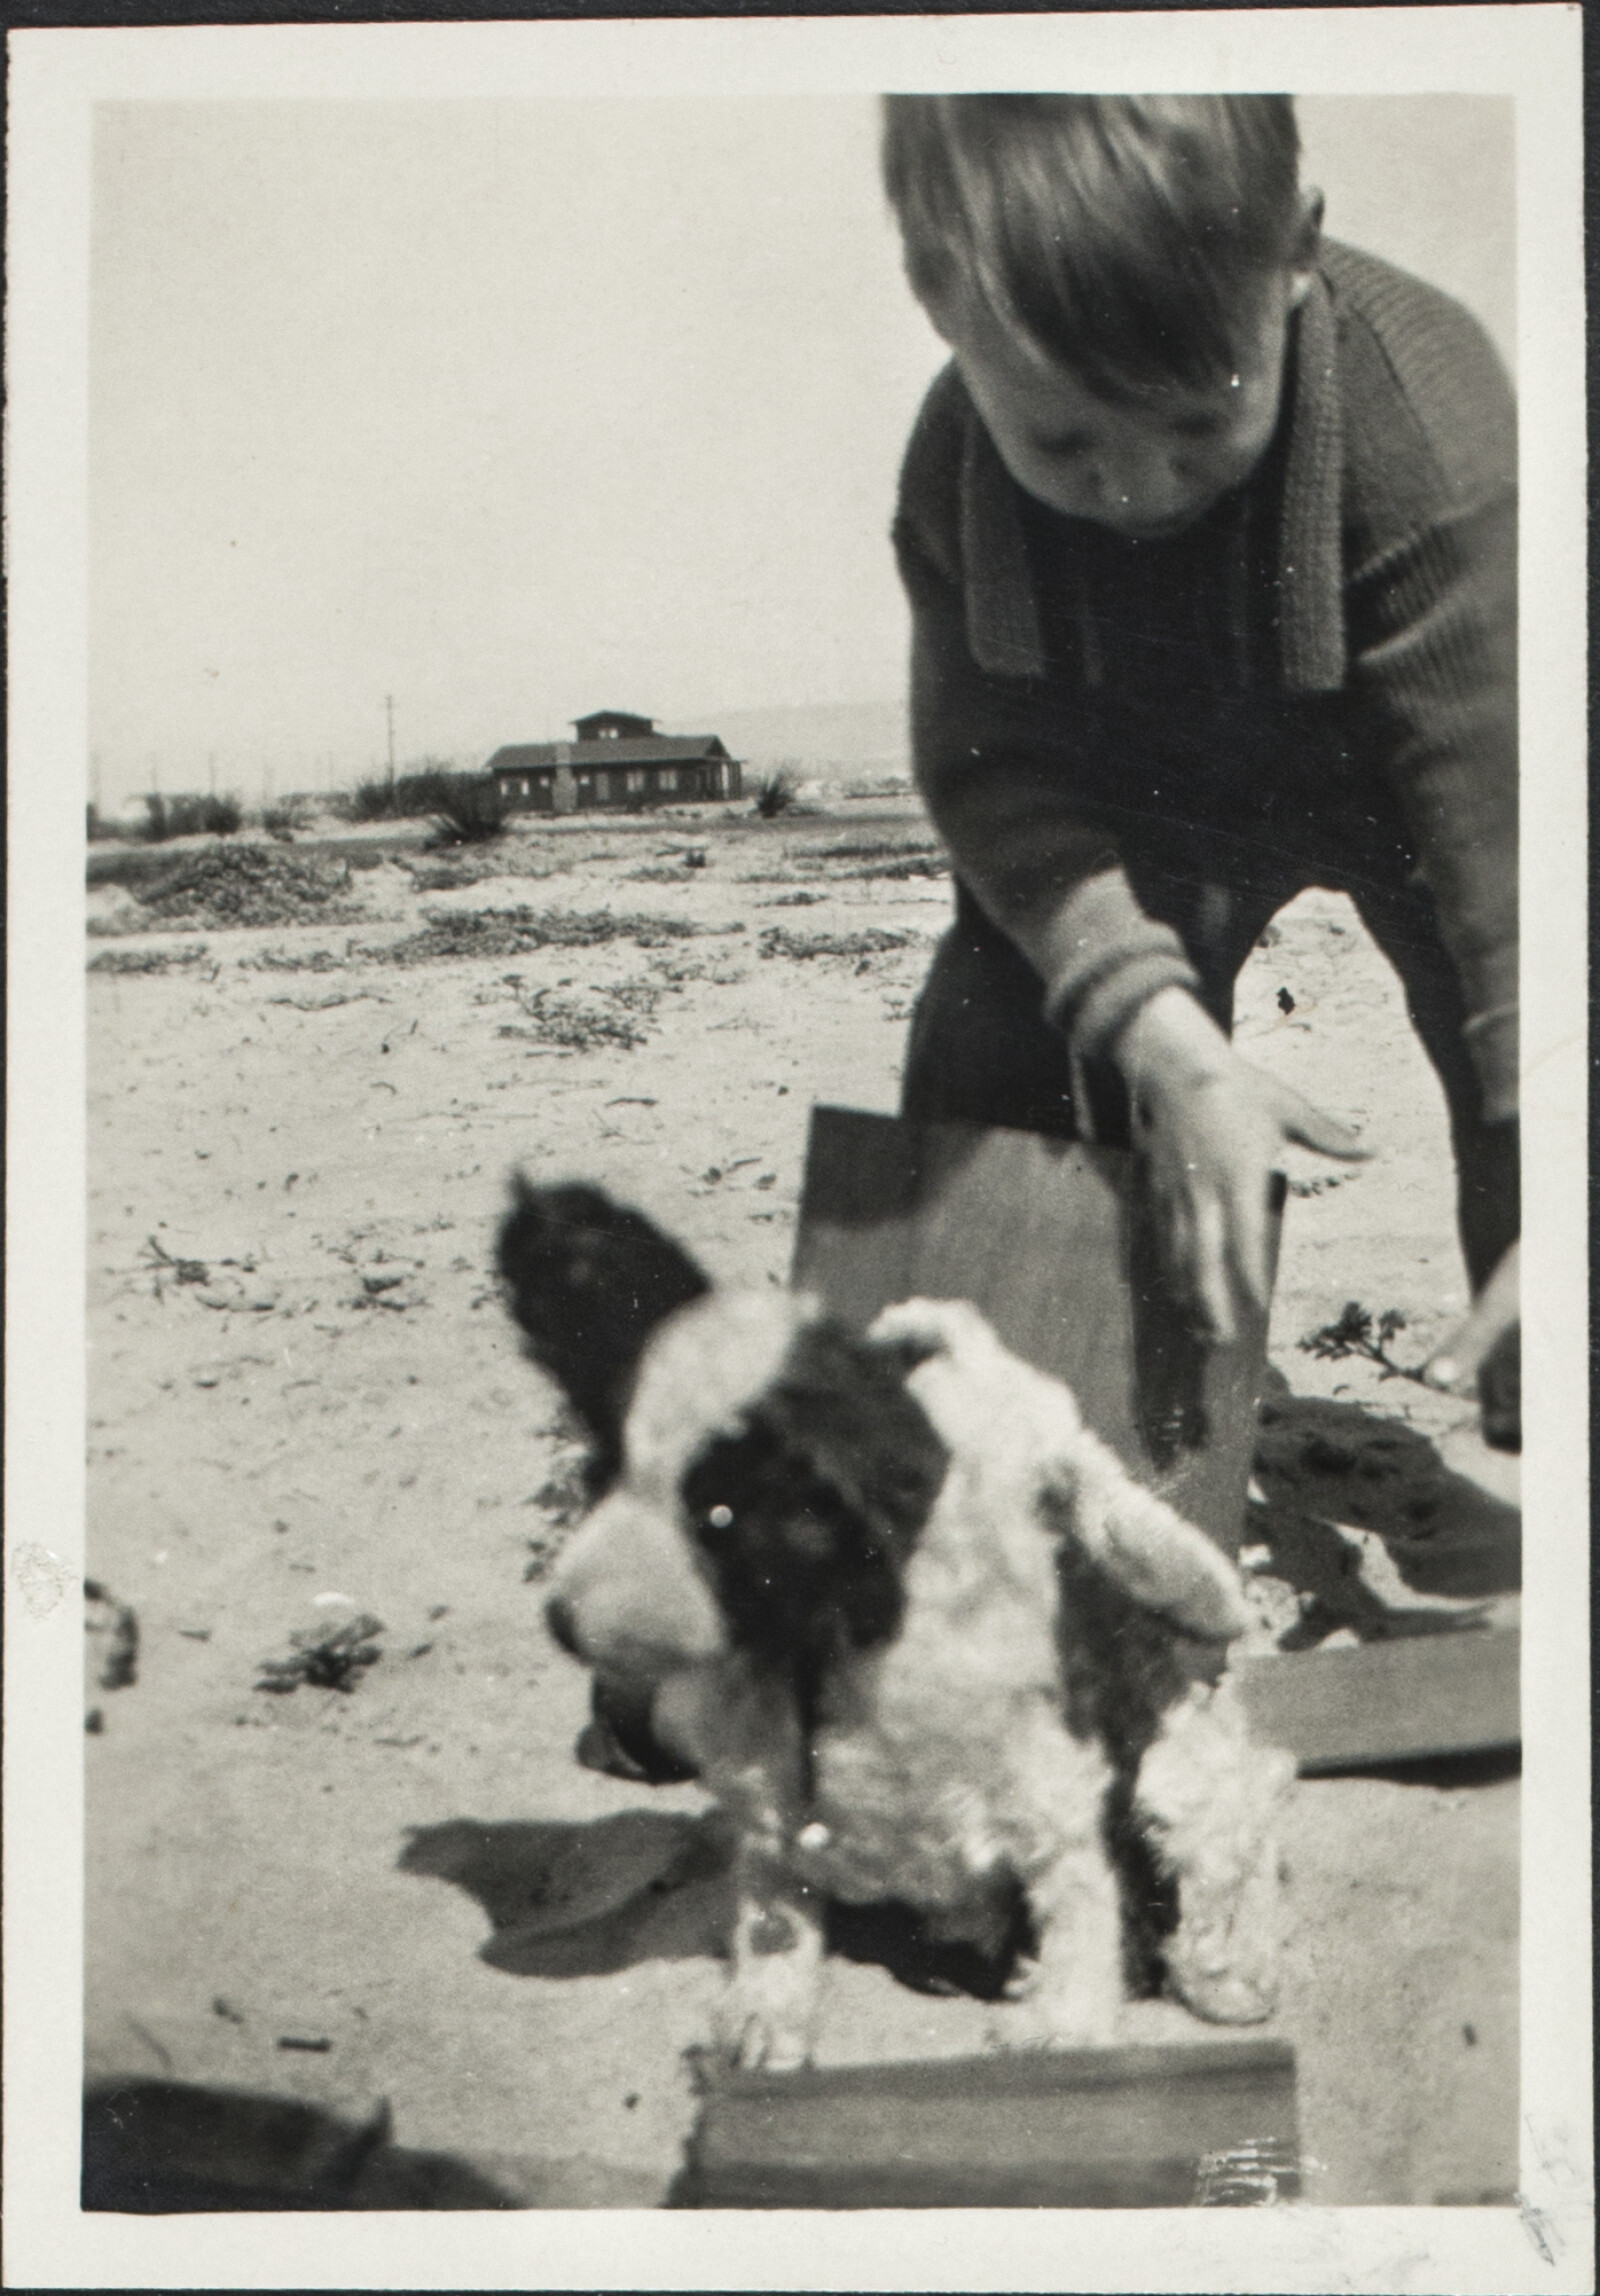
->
[658, 767, 677, 791]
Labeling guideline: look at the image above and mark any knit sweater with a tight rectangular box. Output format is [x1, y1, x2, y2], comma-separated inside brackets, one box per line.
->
[891, 241, 1519, 1122]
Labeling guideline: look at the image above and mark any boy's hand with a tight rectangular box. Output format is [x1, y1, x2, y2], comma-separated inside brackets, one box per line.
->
[1114, 987, 1369, 1344]
[1424, 1239, 1520, 1450]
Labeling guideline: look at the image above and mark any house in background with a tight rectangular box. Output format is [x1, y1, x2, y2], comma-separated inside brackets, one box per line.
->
[486, 712, 742, 814]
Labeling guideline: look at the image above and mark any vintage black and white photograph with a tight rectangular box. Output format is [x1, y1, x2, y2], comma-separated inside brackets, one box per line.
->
[5, 9, 1589, 2290]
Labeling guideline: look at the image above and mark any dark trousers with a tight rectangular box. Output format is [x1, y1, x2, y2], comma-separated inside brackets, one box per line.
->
[902, 872, 1518, 1294]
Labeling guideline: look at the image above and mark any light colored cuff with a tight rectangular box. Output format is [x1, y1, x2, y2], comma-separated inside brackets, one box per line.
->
[1462, 1001, 1518, 1123]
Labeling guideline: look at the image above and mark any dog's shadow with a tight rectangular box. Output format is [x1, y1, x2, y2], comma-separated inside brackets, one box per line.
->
[1249, 1381, 1520, 1644]
[399, 1810, 732, 1977]
[400, 1812, 1026, 1999]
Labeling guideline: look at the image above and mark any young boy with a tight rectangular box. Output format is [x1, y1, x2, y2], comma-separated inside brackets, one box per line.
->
[882, 95, 1519, 1443]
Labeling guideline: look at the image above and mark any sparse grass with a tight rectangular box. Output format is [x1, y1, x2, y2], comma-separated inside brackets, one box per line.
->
[140, 1235, 211, 1296]
[88, 945, 213, 976]
[752, 769, 800, 819]
[236, 946, 349, 973]
[758, 925, 913, 961]
[498, 982, 659, 1053]
[838, 852, 948, 880]
[370, 906, 723, 965]
[142, 792, 244, 842]
[842, 774, 913, 799]
[808, 838, 940, 861]
[403, 845, 560, 892]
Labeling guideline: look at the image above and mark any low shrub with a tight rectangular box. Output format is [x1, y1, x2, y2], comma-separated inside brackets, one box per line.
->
[752, 769, 800, 819]
[758, 925, 913, 961]
[142, 792, 244, 842]
[346, 764, 464, 823]
[87, 945, 213, 975]
[371, 905, 721, 965]
[258, 796, 317, 840]
[123, 843, 362, 931]
[428, 774, 510, 846]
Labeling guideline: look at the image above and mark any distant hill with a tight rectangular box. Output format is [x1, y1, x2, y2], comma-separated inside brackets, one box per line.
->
[689, 700, 909, 783]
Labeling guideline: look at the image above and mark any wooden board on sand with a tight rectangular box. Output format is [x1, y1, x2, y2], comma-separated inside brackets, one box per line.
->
[678, 2039, 1301, 2208]
[791, 1104, 1280, 1561]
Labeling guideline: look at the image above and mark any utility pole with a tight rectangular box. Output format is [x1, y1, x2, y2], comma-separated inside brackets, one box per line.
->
[385, 695, 396, 788]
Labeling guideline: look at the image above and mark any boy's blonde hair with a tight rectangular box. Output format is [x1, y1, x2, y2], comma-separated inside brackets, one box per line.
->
[882, 95, 1303, 400]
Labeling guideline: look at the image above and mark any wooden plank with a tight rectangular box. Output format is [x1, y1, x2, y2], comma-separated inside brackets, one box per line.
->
[680, 2040, 1300, 2209]
[792, 1107, 1282, 1559]
[1234, 1627, 1520, 1773]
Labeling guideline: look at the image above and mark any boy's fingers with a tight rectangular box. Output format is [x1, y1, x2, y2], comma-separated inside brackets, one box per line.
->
[1273, 1083, 1371, 1161]
[1189, 1192, 1238, 1346]
[1424, 1241, 1520, 1389]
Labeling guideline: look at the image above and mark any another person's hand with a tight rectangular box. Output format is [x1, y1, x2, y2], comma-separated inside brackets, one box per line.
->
[1114, 987, 1369, 1344]
[1424, 1238, 1520, 1450]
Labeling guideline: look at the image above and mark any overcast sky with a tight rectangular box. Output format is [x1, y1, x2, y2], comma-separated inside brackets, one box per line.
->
[89, 94, 1513, 807]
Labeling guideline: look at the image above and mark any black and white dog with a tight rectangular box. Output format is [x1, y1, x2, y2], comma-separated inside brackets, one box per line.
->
[500, 1177, 1292, 2070]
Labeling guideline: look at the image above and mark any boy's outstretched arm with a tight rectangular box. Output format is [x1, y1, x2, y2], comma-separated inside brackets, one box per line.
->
[1113, 986, 1369, 1343]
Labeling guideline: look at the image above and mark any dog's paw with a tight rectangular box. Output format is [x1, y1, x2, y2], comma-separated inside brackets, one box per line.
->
[987, 1996, 1120, 2053]
[1164, 1850, 1282, 2026]
[717, 1910, 822, 2071]
[1165, 1957, 1278, 2025]
[715, 1970, 816, 2073]
[992, 1967, 1120, 2052]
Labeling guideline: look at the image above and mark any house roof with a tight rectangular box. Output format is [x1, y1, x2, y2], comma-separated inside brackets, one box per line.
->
[573, 709, 655, 737]
[487, 736, 732, 774]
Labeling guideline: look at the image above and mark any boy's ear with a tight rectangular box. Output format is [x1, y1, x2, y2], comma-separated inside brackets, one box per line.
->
[1287, 188, 1325, 306]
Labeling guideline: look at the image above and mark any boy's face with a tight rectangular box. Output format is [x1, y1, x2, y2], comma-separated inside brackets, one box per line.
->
[934, 265, 1311, 541]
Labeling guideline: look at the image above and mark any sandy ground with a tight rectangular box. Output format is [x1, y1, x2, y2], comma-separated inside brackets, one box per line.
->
[84, 801, 1518, 2208]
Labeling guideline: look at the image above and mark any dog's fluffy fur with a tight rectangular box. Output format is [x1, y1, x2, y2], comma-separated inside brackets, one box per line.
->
[500, 1176, 1293, 2069]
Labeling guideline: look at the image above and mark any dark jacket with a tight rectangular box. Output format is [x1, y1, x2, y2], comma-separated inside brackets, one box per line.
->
[891, 241, 1518, 1122]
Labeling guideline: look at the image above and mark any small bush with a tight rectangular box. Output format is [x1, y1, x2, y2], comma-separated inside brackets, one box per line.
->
[347, 764, 466, 824]
[428, 774, 510, 846]
[259, 796, 316, 840]
[142, 792, 243, 842]
[499, 980, 660, 1053]
[124, 844, 361, 931]
[348, 778, 400, 823]
[87, 944, 212, 976]
[1299, 1302, 1427, 1384]
[371, 906, 721, 965]
[753, 769, 800, 819]
[758, 925, 913, 961]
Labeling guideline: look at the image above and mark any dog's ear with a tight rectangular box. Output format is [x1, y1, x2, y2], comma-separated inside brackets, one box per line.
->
[680, 1318, 948, 1667]
[497, 1175, 710, 1488]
